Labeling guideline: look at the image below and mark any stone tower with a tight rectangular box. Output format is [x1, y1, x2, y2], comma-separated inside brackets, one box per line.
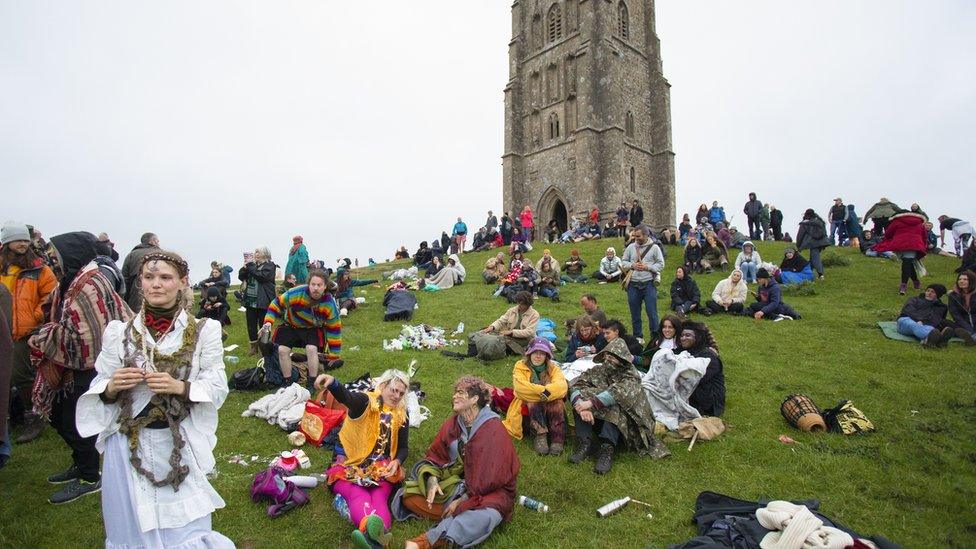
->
[502, 0, 675, 236]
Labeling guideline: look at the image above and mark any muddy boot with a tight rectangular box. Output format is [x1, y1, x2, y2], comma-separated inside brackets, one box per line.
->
[593, 442, 615, 475]
[549, 441, 564, 456]
[248, 341, 258, 356]
[954, 327, 976, 346]
[533, 434, 549, 456]
[16, 412, 46, 444]
[568, 436, 593, 464]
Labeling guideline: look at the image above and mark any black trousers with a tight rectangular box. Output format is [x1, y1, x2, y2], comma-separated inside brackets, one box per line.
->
[573, 410, 621, 445]
[901, 257, 919, 284]
[747, 217, 762, 240]
[245, 306, 267, 342]
[706, 300, 744, 314]
[51, 369, 100, 481]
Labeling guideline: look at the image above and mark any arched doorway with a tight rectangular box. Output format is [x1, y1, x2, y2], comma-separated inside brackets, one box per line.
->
[552, 199, 568, 233]
[537, 185, 572, 240]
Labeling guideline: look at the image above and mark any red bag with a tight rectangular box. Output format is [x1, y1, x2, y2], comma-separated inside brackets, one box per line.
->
[300, 391, 347, 446]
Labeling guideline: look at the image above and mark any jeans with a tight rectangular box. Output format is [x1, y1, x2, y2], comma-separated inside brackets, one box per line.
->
[739, 261, 758, 283]
[573, 410, 620, 445]
[865, 250, 896, 260]
[809, 247, 824, 276]
[626, 281, 659, 339]
[830, 220, 847, 245]
[539, 286, 559, 298]
[896, 316, 935, 341]
[0, 424, 10, 467]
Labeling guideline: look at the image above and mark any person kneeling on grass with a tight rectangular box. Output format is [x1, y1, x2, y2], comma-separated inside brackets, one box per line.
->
[443, 291, 540, 360]
[669, 266, 701, 316]
[747, 269, 801, 321]
[704, 268, 747, 316]
[568, 338, 670, 475]
[501, 337, 569, 456]
[314, 369, 409, 549]
[262, 269, 342, 391]
[896, 283, 950, 348]
[395, 376, 520, 549]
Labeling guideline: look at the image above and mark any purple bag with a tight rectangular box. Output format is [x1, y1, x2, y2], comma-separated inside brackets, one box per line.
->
[267, 482, 310, 517]
[251, 466, 310, 517]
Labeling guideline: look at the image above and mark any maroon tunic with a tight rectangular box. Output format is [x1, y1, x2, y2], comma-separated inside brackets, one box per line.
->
[424, 413, 520, 521]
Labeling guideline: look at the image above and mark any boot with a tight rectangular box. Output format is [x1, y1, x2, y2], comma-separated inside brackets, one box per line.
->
[549, 441, 564, 456]
[913, 279, 921, 290]
[593, 442, 615, 475]
[898, 283, 907, 295]
[940, 327, 954, 348]
[568, 436, 594, 464]
[248, 341, 258, 356]
[533, 434, 549, 456]
[16, 412, 46, 444]
[954, 327, 976, 346]
[921, 330, 942, 348]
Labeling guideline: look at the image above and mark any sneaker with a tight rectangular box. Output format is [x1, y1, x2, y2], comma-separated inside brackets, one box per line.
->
[48, 464, 81, 485]
[340, 308, 348, 317]
[898, 283, 907, 295]
[48, 478, 101, 505]
[773, 315, 794, 322]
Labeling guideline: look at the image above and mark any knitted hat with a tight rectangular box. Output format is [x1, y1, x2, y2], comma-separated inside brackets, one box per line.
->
[756, 268, 771, 280]
[594, 338, 633, 365]
[524, 337, 553, 358]
[926, 284, 947, 299]
[1, 222, 30, 245]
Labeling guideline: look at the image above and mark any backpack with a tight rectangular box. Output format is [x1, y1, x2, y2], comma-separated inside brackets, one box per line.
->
[809, 220, 827, 241]
[469, 331, 508, 361]
[229, 365, 269, 391]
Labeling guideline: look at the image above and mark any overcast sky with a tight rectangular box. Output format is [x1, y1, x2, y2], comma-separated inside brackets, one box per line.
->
[2, 1, 974, 277]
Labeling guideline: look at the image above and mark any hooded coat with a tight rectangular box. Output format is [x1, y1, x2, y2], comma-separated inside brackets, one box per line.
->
[670, 275, 701, 310]
[796, 215, 830, 251]
[711, 270, 748, 305]
[873, 212, 928, 256]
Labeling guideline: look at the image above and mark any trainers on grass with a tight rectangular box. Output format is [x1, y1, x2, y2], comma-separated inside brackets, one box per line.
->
[49, 478, 101, 505]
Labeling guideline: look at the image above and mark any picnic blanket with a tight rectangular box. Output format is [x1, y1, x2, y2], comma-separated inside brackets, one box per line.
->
[877, 321, 962, 343]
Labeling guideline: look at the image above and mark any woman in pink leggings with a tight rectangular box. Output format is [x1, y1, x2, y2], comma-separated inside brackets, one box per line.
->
[316, 369, 410, 549]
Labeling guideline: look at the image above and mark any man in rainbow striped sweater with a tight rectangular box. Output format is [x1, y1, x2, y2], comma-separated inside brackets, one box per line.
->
[262, 270, 342, 387]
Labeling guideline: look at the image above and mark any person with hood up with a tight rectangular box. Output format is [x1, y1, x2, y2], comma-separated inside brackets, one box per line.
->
[778, 248, 815, 284]
[286, 235, 309, 284]
[704, 269, 748, 315]
[424, 254, 466, 290]
[896, 283, 950, 347]
[873, 210, 928, 294]
[747, 269, 801, 320]
[27, 232, 133, 502]
[502, 337, 569, 456]
[743, 192, 763, 240]
[734, 241, 762, 283]
[862, 198, 902, 237]
[568, 338, 671, 475]
[796, 208, 830, 280]
[439, 232, 451, 254]
[669, 266, 701, 316]
[946, 271, 976, 346]
[845, 204, 863, 248]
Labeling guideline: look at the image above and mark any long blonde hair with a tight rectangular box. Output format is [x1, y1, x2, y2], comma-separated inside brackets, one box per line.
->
[375, 369, 410, 411]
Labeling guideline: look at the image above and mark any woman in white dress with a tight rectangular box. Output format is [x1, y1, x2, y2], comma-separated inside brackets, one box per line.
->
[424, 253, 466, 290]
[77, 250, 234, 548]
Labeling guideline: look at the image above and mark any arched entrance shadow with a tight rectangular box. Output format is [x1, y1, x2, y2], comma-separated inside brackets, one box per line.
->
[537, 186, 571, 238]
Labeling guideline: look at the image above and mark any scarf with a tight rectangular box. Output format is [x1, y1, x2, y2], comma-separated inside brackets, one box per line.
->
[528, 359, 549, 384]
[144, 302, 180, 339]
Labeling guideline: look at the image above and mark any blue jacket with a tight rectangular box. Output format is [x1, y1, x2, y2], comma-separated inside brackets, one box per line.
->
[564, 332, 606, 362]
[220, 265, 233, 286]
[709, 206, 726, 225]
[452, 222, 468, 236]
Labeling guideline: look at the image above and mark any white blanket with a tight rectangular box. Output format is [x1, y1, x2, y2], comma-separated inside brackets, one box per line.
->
[242, 384, 310, 430]
[560, 356, 597, 383]
[641, 349, 710, 430]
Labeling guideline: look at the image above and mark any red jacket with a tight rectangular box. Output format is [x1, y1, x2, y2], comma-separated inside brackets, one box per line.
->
[873, 212, 927, 257]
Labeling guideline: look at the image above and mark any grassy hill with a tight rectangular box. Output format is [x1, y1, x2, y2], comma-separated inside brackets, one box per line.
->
[1, 237, 974, 548]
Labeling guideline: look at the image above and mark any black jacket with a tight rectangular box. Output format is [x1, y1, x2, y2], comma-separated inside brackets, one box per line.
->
[670, 276, 701, 307]
[688, 348, 725, 417]
[383, 289, 417, 320]
[796, 216, 830, 250]
[743, 199, 762, 219]
[629, 205, 644, 226]
[899, 295, 948, 327]
[684, 245, 703, 265]
[947, 291, 974, 333]
[770, 209, 783, 228]
[238, 261, 277, 309]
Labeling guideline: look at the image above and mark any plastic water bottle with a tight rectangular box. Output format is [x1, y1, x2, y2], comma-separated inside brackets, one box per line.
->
[518, 495, 550, 513]
[225, 356, 239, 365]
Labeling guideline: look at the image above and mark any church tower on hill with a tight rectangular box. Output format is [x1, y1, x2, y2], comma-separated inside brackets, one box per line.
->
[502, 0, 676, 235]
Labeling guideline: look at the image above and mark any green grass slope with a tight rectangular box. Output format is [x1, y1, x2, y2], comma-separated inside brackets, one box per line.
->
[1, 238, 974, 548]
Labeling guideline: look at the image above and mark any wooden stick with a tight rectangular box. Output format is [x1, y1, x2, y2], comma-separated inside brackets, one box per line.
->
[688, 429, 700, 452]
[630, 499, 653, 508]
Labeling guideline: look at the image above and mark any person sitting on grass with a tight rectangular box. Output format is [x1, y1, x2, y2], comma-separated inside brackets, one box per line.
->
[335, 268, 377, 316]
[704, 268, 748, 316]
[262, 269, 342, 390]
[701, 233, 729, 273]
[747, 268, 801, 321]
[423, 254, 466, 290]
[669, 266, 701, 316]
[946, 271, 976, 346]
[684, 237, 704, 273]
[600, 319, 643, 359]
[675, 321, 726, 417]
[727, 227, 748, 249]
[565, 315, 607, 362]
[482, 253, 508, 284]
[568, 338, 671, 475]
[413, 242, 433, 270]
[196, 286, 230, 326]
[777, 248, 815, 285]
[561, 249, 588, 283]
[896, 283, 950, 348]
[860, 229, 897, 260]
[397, 376, 519, 549]
[314, 369, 410, 549]
[734, 241, 762, 283]
[957, 239, 976, 274]
[634, 315, 682, 373]
[501, 337, 569, 456]
[445, 291, 540, 360]
[593, 247, 623, 282]
[536, 254, 561, 302]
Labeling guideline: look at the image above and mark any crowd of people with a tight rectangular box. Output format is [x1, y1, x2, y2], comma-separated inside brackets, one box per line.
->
[0, 190, 972, 548]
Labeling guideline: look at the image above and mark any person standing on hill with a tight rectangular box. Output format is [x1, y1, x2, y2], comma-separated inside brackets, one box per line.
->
[862, 197, 901, 237]
[621, 226, 665, 340]
[629, 200, 644, 232]
[828, 198, 848, 246]
[743, 192, 763, 240]
[520, 206, 534, 243]
[120, 232, 159, 312]
[452, 217, 468, 254]
[239, 247, 277, 355]
[486, 210, 498, 232]
[769, 205, 784, 241]
[873, 210, 928, 295]
[796, 209, 830, 280]
[286, 236, 309, 284]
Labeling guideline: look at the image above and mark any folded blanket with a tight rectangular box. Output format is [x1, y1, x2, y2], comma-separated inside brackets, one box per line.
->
[758, 501, 854, 549]
[243, 384, 311, 430]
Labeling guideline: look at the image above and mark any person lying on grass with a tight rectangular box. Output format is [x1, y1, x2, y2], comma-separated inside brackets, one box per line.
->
[314, 369, 410, 549]
[501, 337, 569, 456]
[896, 284, 950, 348]
[568, 338, 671, 475]
[396, 376, 520, 549]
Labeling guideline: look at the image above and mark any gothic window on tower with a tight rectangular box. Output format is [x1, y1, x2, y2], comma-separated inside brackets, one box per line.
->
[630, 167, 636, 192]
[618, 1, 630, 40]
[625, 111, 635, 138]
[547, 4, 563, 44]
[549, 112, 561, 140]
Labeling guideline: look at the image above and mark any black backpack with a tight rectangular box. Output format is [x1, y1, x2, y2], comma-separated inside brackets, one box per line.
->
[228, 365, 269, 391]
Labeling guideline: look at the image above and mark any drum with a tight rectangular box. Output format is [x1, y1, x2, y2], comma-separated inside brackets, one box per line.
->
[780, 394, 826, 433]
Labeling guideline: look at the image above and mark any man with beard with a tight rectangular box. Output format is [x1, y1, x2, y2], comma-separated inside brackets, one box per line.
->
[1, 222, 58, 443]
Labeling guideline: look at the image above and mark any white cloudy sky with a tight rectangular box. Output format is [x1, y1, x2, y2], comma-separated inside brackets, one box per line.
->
[2, 0, 974, 277]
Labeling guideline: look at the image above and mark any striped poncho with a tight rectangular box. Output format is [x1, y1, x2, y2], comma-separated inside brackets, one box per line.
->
[263, 285, 342, 359]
